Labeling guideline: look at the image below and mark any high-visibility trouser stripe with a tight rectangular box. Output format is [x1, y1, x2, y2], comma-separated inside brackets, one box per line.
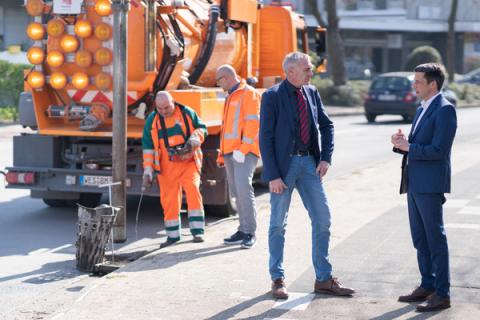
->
[242, 137, 254, 144]
[189, 221, 204, 229]
[188, 209, 204, 217]
[244, 114, 259, 121]
[165, 222, 180, 240]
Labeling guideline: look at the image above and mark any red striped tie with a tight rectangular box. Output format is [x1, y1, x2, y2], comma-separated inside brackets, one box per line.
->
[296, 88, 310, 144]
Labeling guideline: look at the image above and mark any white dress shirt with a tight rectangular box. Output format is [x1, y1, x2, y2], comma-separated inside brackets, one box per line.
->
[412, 92, 440, 134]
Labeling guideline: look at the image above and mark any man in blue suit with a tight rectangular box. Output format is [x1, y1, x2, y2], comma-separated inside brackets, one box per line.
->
[392, 63, 457, 312]
[260, 52, 354, 299]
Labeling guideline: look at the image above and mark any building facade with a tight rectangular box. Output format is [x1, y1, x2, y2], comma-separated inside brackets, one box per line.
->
[264, 0, 480, 77]
[0, 0, 30, 51]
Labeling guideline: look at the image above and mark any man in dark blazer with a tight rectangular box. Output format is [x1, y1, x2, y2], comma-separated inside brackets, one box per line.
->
[392, 63, 457, 312]
[260, 52, 354, 299]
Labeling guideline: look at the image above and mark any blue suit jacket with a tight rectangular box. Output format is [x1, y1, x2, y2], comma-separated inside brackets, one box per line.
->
[396, 94, 457, 194]
[259, 80, 334, 182]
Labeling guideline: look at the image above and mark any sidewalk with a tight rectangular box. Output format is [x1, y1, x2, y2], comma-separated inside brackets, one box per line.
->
[48, 140, 480, 320]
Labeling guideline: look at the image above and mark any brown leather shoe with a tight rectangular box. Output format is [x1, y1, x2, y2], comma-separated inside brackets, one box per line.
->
[271, 278, 289, 299]
[416, 293, 451, 312]
[398, 287, 434, 302]
[314, 278, 355, 296]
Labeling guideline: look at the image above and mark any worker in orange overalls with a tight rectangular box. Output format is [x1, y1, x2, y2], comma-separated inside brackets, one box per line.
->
[216, 65, 261, 249]
[142, 91, 207, 248]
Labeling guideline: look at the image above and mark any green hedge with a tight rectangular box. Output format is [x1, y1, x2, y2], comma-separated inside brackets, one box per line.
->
[404, 46, 443, 72]
[0, 60, 31, 108]
[311, 77, 370, 106]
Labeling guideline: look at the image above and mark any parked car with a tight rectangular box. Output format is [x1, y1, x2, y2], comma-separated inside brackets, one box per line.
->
[364, 72, 457, 123]
[455, 67, 480, 85]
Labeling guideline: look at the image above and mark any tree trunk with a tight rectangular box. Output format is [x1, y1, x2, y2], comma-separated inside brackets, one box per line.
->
[447, 0, 458, 83]
[306, 0, 347, 86]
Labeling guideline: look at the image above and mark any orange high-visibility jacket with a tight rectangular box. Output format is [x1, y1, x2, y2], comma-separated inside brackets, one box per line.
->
[218, 80, 261, 163]
[142, 104, 207, 173]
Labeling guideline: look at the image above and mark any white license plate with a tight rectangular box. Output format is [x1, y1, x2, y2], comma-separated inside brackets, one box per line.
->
[80, 175, 112, 186]
[378, 94, 396, 101]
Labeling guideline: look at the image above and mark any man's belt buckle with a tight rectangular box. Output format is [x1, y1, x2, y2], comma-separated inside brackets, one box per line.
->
[294, 150, 311, 156]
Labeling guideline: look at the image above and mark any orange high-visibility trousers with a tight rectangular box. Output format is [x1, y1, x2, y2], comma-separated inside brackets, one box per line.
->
[157, 160, 204, 241]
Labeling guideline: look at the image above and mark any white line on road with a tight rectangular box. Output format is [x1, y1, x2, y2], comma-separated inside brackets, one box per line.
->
[444, 199, 470, 208]
[445, 223, 480, 230]
[272, 292, 315, 311]
[28, 248, 49, 255]
[48, 244, 73, 254]
[457, 206, 480, 215]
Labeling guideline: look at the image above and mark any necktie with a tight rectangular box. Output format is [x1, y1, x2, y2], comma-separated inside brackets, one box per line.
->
[295, 88, 310, 145]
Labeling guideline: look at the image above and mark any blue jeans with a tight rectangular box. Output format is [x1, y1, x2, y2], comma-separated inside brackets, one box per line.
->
[268, 155, 332, 281]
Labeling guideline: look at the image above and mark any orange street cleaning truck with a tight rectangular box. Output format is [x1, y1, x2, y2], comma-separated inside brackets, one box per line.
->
[6, 0, 326, 216]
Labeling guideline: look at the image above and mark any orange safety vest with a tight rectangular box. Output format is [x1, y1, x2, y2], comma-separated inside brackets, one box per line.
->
[219, 80, 261, 159]
[145, 106, 205, 173]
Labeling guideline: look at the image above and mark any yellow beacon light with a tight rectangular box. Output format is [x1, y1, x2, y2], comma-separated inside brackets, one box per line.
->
[94, 48, 113, 66]
[94, 22, 113, 41]
[27, 47, 45, 65]
[26, 22, 45, 41]
[74, 20, 93, 39]
[26, 0, 44, 17]
[95, 72, 112, 90]
[46, 50, 64, 67]
[95, 0, 112, 16]
[75, 49, 93, 68]
[49, 72, 67, 89]
[72, 72, 90, 90]
[47, 19, 65, 38]
[27, 71, 45, 89]
[60, 34, 79, 53]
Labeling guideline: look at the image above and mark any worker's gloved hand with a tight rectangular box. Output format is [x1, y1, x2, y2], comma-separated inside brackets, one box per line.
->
[142, 167, 154, 190]
[232, 150, 245, 164]
[186, 135, 201, 148]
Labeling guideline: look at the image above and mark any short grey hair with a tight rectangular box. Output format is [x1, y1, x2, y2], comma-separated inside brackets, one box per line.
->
[282, 52, 310, 73]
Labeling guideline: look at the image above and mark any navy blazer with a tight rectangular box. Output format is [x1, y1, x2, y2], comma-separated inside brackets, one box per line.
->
[396, 94, 457, 193]
[259, 80, 334, 182]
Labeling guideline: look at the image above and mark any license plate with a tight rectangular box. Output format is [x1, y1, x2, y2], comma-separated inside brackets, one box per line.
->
[80, 175, 112, 186]
[378, 94, 396, 101]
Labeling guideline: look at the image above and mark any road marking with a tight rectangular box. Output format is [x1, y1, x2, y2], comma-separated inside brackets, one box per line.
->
[445, 223, 480, 230]
[272, 292, 315, 311]
[49, 244, 73, 253]
[457, 206, 480, 215]
[28, 248, 49, 255]
[444, 199, 470, 208]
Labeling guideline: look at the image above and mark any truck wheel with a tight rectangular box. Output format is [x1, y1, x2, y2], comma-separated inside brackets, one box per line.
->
[205, 187, 237, 218]
[366, 113, 376, 123]
[42, 198, 68, 207]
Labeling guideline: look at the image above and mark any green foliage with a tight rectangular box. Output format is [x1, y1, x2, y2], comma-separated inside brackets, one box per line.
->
[311, 77, 369, 106]
[404, 46, 443, 72]
[0, 106, 18, 122]
[447, 83, 480, 103]
[0, 60, 31, 109]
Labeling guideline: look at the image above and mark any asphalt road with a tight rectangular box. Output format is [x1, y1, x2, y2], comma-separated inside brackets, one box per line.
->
[1, 108, 479, 319]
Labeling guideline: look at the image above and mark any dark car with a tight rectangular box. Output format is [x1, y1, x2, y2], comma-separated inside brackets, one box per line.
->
[364, 72, 457, 123]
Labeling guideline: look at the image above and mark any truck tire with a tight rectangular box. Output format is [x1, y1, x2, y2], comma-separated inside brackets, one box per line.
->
[204, 187, 237, 217]
[366, 113, 377, 123]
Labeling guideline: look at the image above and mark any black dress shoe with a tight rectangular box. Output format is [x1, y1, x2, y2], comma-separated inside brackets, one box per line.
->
[416, 293, 451, 312]
[398, 287, 434, 302]
[160, 239, 179, 248]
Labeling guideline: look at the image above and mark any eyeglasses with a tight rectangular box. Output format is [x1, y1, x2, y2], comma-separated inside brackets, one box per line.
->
[216, 75, 225, 83]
